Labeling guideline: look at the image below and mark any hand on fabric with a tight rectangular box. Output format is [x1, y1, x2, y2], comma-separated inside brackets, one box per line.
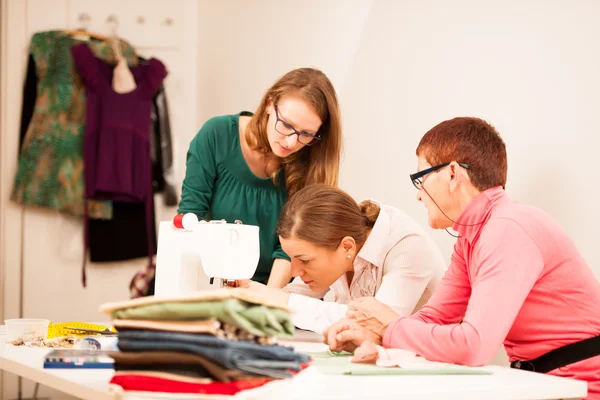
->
[351, 340, 380, 363]
[346, 297, 398, 339]
[225, 280, 252, 288]
[323, 318, 382, 353]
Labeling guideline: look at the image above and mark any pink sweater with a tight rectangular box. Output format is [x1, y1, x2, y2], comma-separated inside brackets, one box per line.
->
[383, 187, 600, 398]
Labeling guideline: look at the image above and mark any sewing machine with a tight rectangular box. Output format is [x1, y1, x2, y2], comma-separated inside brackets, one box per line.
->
[154, 217, 260, 297]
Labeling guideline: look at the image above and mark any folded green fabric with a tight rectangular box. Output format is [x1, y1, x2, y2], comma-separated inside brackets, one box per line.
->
[270, 308, 295, 336]
[240, 306, 285, 337]
[307, 352, 493, 376]
[112, 298, 294, 337]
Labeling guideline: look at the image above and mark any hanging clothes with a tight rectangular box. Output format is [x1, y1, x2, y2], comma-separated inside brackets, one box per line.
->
[71, 43, 166, 203]
[87, 70, 176, 264]
[71, 42, 167, 286]
[87, 71, 177, 265]
[16, 39, 176, 209]
[150, 83, 178, 207]
[112, 83, 177, 297]
[12, 31, 139, 219]
[88, 201, 157, 263]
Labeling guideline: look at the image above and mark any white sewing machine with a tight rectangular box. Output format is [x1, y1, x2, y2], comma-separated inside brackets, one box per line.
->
[154, 217, 260, 297]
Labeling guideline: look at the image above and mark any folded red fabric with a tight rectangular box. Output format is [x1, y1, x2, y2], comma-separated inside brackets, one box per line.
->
[110, 374, 271, 395]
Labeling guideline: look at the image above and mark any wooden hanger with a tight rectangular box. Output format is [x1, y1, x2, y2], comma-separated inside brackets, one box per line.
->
[64, 29, 108, 41]
[106, 15, 123, 58]
[65, 13, 110, 42]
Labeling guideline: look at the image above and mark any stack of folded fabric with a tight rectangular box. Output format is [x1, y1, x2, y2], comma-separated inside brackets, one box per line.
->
[100, 288, 310, 397]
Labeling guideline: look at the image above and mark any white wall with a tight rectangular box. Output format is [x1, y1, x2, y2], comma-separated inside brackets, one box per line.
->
[338, 0, 600, 273]
[195, 0, 600, 366]
[195, 0, 373, 132]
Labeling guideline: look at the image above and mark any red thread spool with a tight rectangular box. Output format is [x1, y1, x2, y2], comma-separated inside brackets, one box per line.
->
[173, 213, 198, 230]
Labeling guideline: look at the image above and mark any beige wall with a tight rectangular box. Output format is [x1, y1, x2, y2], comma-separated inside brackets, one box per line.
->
[338, 0, 600, 273]
[195, 0, 373, 131]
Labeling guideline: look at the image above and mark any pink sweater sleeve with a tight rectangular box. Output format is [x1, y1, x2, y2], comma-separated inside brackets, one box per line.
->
[408, 240, 471, 325]
[382, 218, 544, 366]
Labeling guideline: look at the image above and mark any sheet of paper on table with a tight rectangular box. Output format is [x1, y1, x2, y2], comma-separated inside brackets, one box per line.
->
[308, 351, 494, 376]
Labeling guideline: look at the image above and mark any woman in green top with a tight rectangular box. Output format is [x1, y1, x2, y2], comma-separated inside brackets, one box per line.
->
[178, 68, 343, 287]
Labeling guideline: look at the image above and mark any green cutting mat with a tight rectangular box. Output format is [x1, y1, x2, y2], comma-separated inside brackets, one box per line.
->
[307, 351, 494, 376]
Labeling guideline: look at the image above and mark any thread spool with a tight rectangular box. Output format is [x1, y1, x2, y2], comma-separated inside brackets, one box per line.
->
[76, 336, 118, 350]
[173, 213, 198, 230]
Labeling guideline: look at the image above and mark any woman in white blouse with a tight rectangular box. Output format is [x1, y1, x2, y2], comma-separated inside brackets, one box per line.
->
[242, 184, 446, 334]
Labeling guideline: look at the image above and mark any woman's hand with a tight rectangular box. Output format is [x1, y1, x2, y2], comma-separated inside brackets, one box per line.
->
[346, 297, 398, 339]
[225, 279, 252, 288]
[266, 259, 292, 288]
[323, 318, 382, 353]
[232, 280, 290, 305]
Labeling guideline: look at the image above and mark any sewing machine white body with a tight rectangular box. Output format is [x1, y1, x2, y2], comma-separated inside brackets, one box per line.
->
[154, 220, 260, 297]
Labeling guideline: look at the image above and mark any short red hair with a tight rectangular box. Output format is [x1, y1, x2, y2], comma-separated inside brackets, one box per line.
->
[416, 117, 507, 191]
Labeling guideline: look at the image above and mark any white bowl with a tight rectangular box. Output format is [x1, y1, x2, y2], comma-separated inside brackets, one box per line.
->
[4, 319, 50, 341]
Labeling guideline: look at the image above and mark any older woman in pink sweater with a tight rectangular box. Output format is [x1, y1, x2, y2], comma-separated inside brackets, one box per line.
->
[325, 117, 600, 399]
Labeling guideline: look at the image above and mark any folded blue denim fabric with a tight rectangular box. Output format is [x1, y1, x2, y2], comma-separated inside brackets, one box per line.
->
[117, 330, 309, 379]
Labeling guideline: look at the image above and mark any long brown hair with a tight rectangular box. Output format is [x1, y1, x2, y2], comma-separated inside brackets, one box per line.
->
[277, 184, 380, 250]
[245, 68, 342, 196]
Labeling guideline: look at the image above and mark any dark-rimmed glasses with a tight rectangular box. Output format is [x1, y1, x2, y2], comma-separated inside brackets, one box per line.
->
[410, 162, 470, 189]
[274, 105, 321, 146]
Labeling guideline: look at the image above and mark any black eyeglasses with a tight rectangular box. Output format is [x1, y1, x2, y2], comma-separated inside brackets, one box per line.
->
[410, 162, 470, 189]
[274, 105, 321, 146]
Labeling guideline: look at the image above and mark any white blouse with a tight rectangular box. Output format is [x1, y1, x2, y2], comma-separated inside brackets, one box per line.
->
[285, 203, 446, 334]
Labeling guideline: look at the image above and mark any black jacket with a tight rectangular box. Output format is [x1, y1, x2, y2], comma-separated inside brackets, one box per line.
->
[150, 84, 178, 206]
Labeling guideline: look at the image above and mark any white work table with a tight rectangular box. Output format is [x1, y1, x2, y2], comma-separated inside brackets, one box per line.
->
[0, 331, 587, 400]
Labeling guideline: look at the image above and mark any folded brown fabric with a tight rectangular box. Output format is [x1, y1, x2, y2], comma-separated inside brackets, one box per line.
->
[115, 362, 211, 379]
[113, 319, 221, 334]
[112, 370, 213, 384]
[114, 362, 266, 383]
[108, 351, 255, 382]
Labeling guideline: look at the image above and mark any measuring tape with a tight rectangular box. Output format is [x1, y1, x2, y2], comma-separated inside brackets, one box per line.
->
[47, 322, 116, 338]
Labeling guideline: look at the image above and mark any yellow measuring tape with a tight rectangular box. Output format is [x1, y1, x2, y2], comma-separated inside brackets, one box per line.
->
[47, 322, 117, 338]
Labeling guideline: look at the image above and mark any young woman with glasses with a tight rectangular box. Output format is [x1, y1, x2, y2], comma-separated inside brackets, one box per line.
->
[325, 117, 600, 398]
[178, 68, 342, 288]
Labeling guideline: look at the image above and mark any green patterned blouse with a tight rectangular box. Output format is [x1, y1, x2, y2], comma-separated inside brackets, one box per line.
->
[11, 31, 137, 219]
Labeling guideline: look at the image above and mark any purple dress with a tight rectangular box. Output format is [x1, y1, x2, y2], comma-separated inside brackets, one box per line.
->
[72, 43, 167, 286]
